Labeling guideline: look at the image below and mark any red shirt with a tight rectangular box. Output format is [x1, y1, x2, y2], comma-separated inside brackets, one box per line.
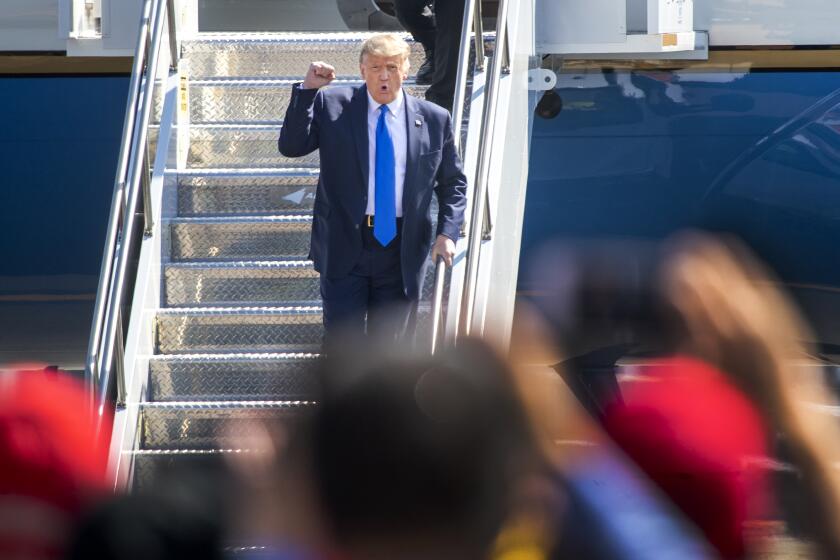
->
[604, 356, 770, 559]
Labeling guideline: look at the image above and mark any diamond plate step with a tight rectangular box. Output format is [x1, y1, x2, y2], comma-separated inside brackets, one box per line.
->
[158, 33, 493, 124]
[178, 169, 318, 216]
[131, 448, 239, 490]
[156, 306, 323, 354]
[140, 401, 314, 450]
[189, 79, 427, 124]
[149, 353, 319, 401]
[165, 261, 320, 307]
[184, 33, 425, 79]
[188, 124, 315, 169]
[170, 216, 311, 261]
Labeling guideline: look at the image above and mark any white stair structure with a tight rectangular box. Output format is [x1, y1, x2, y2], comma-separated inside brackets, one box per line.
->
[121, 32, 434, 490]
[89, 0, 538, 497]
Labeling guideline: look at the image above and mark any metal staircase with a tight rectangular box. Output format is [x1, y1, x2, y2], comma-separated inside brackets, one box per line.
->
[93, 0, 538, 497]
[129, 33, 430, 489]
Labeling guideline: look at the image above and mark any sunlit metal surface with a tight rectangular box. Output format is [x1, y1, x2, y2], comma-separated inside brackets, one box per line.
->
[169, 216, 312, 261]
[155, 307, 323, 354]
[178, 169, 318, 217]
[177, 171, 318, 216]
[131, 448, 232, 491]
[164, 261, 320, 306]
[188, 125, 317, 168]
[141, 400, 314, 449]
[189, 80, 427, 124]
[149, 353, 319, 401]
[185, 33, 425, 79]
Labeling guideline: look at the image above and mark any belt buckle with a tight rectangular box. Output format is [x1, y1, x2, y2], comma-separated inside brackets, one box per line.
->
[367, 215, 373, 228]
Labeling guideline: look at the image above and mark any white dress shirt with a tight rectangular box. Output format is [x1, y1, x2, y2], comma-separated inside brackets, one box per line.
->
[366, 89, 407, 217]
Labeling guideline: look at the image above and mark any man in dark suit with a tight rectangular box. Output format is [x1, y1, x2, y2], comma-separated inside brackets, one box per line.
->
[279, 34, 467, 340]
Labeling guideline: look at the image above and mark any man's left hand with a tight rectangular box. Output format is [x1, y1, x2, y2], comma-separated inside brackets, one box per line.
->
[431, 235, 456, 267]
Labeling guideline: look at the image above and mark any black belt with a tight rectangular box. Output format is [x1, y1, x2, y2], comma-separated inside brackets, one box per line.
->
[364, 215, 403, 228]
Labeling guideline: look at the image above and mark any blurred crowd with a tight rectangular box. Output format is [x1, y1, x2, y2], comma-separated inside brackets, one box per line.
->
[5, 232, 840, 559]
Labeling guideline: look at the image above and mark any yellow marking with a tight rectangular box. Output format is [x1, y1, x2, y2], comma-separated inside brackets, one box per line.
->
[179, 418, 191, 440]
[179, 74, 188, 113]
[662, 33, 678, 47]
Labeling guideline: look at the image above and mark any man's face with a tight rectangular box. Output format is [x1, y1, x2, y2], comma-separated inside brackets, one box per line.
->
[360, 53, 408, 105]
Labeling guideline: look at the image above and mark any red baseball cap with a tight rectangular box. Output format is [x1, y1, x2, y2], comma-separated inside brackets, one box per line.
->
[0, 365, 112, 558]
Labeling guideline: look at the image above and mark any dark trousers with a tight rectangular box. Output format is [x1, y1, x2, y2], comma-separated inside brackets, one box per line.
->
[393, 0, 466, 112]
[320, 220, 415, 346]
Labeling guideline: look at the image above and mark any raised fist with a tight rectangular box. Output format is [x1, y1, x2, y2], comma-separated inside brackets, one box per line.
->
[302, 61, 336, 90]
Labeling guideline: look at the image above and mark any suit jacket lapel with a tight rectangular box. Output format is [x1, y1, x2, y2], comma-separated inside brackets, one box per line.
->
[352, 85, 370, 189]
[403, 91, 424, 210]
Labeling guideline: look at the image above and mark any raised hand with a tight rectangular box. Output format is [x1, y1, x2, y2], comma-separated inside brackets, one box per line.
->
[302, 61, 336, 90]
[661, 233, 840, 559]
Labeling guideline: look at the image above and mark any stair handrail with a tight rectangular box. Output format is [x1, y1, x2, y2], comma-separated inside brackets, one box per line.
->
[459, 0, 512, 337]
[429, 0, 483, 353]
[452, 0, 484, 154]
[85, 0, 180, 423]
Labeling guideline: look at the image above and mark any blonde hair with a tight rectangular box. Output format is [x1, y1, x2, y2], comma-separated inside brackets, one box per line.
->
[359, 34, 411, 71]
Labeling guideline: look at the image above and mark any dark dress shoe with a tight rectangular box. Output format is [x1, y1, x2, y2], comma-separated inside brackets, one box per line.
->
[415, 49, 435, 85]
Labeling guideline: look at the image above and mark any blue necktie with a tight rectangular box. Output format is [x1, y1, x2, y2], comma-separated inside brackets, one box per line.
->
[374, 104, 396, 246]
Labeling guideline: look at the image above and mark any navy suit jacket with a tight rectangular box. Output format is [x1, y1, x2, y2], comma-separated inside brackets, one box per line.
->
[279, 83, 467, 300]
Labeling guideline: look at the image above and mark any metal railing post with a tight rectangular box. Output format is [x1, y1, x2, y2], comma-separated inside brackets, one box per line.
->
[97, 0, 168, 399]
[459, 0, 511, 337]
[429, 0, 482, 353]
[501, 33, 511, 74]
[474, 0, 485, 72]
[115, 310, 127, 407]
[87, 0, 179, 427]
[141, 142, 154, 235]
[482, 197, 493, 239]
[429, 258, 447, 353]
[451, 0, 478, 156]
[85, 0, 154, 404]
[167, 0, 180, 70]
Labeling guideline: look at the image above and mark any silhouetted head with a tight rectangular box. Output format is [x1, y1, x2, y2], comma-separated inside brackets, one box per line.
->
[307, 337, 537, 557]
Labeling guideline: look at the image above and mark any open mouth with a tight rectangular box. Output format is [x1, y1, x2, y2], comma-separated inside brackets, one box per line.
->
[380, 85, 389, 92]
